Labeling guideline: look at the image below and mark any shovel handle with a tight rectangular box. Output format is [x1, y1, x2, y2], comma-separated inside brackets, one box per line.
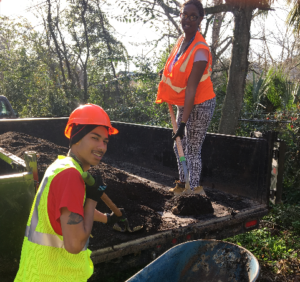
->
[168, 104, 185, 158]
[168, 104, 191, 187]
[100, 193, 123, 217]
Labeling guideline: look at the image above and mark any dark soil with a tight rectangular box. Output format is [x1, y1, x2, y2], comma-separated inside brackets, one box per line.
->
[178, 244, 250, 282]
[168, 194, 214, 216]
[0, 131, 253, 251]
[0, 131, 68, 181]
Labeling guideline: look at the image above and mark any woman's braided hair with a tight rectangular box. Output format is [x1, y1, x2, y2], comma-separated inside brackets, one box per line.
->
[181, 0, 204, 17]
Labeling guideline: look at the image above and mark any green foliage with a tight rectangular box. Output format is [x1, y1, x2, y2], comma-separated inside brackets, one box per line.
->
[237, 104, 300, 203]
[268, 204, 300, 234]
[265, 67, 295, 112]
[0, 17, 71, 116]
[226, 204, 300, 273]
[241, 67, 298, 119]
[208, 71, 228, 133]
[226, 227, 299, 263]
[232, 64, 300, 278]
[252, 71, 269, 111]
[287, 0, 300, 33]
[154, 43, 174, 73]
[243, 81, 254, 113]
[90, 56, 171, 127]
[0, 0, 129, 117]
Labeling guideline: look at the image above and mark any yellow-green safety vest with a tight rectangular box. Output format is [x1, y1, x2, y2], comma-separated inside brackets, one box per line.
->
[14, 156, 93, 282]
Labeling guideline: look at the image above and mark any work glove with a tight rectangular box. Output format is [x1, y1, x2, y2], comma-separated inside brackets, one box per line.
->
[158, 69, 164, 81]
[172, 122, 186, 140]
[85, 174, 107, 203]
[106, 208, 126, 226]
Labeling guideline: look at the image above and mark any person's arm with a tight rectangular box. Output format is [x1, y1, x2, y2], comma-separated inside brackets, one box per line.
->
[60, 198, 97, 254]
[181, 60, 207, 123]
[94, 209, 108, 222]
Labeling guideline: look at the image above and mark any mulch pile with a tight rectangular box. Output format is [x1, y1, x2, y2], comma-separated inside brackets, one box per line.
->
[169, 194, 214, 216]
[0, 131, 250, 250]
[0, 131, 68, 180]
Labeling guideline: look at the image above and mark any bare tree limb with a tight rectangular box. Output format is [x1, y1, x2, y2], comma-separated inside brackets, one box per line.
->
[217, 37, 232, 57]
[156, 0, 182, 36]
[205, 4, 232, 15]
[81, 0, 90, 102]
[47, 0, 67, 85]
[203, 15, 214, 38]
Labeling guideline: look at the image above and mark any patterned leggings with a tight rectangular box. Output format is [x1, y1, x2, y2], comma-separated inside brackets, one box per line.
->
[174, 97, 216, 190]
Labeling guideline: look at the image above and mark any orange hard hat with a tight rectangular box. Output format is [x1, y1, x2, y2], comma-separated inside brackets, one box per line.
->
[64, 104, 118, 139]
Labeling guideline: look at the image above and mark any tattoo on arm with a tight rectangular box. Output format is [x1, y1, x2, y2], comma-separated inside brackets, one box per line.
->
[67, 212, 83, 225]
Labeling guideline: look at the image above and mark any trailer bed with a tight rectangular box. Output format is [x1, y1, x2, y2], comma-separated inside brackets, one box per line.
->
[89, 161, 267, 254]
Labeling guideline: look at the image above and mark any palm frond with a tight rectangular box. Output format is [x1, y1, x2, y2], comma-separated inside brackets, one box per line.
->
[287, 0, 300, 33]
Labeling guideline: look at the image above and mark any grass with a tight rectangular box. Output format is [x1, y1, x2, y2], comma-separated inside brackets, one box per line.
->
[225, 204, 300, 281]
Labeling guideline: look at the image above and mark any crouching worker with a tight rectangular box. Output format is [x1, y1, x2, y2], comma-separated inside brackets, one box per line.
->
[15, 104, 124, 282]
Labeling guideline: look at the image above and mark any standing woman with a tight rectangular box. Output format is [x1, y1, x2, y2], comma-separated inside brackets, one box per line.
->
[156, 0, 216, 195]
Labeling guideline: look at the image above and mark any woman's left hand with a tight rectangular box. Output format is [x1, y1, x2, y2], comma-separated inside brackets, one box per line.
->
[172, 122, 186, 140]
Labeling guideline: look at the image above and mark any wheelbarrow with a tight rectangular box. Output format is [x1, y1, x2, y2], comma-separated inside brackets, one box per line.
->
[126, 239, 260, 282]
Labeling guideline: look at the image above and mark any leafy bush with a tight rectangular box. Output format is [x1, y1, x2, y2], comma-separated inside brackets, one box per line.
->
[267, 204, 300, 235]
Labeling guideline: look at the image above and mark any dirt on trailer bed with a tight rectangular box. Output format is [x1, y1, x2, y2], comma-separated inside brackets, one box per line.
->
[0, 131, 253, 250]
[169, 194, 214, 216]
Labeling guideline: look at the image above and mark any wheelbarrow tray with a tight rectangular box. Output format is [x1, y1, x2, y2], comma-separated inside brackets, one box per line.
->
[126, 239, 259, 282]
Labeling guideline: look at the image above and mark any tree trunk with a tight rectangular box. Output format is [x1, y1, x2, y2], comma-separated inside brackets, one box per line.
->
[211, 0, 224, 70]
[218, 6, 253, 135]
[81, 0, 90, 103]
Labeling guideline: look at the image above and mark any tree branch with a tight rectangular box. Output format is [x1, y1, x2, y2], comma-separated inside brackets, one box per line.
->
[205, 4, 232, 15]
[81, 0, 90, 102]
[156, 0, 182, 36]
[46, 0, 66, 84]
[217, 37, 232, 57]
[203, 15, 214, 38]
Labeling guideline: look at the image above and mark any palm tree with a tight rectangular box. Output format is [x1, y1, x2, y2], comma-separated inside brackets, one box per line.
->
[287, 0, 300, 32]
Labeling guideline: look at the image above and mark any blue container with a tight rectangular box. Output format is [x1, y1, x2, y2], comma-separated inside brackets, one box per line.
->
[126, 240, 259, 282]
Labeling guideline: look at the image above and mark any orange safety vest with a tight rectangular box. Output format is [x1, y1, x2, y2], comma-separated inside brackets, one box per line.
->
[156, 31, 215, 106]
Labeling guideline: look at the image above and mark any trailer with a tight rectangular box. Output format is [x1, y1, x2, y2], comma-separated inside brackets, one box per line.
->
[0, 118, 285, 281]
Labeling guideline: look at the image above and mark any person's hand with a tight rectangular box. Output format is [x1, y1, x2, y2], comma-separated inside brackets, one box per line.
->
[85, 174, 107, 203]
[158, 69, 164, 80]
[172, 122, 186, 140]
[106, 208, 126, 226]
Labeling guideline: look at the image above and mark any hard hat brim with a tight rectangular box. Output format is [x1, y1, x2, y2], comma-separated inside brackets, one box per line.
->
[65, 123, 118, 139]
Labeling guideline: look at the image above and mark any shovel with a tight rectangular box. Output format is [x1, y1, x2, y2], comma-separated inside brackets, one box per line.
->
[168, 104, 206, 196]
[81, 172, 143, 233]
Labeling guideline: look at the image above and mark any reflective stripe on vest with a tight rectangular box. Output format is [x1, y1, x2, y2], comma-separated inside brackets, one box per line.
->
[162, 73, 186, 93]
[180, 41, 209, 72]
[25, 162, 88, 251]
[162, 41, 212, 94]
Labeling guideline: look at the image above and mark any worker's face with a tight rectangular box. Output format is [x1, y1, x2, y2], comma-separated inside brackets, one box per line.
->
[72, 126, 109, 171]
[180, 4, 202, 36]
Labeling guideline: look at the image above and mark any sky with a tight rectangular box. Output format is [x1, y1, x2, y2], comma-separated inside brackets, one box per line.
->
[0, 0, 294, 70]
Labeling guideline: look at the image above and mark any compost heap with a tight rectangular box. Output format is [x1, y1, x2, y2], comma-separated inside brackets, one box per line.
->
[170, 194, 214, 216]
[0, 131, 251, 250]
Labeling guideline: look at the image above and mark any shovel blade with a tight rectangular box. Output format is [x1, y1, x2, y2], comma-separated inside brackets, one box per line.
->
[130, 225, 144, 232]
[113, 219, 143, 233]
[113, 222, 126, 232]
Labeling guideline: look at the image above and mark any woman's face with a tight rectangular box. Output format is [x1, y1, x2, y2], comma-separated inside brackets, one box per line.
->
[180, 4, 203, 36]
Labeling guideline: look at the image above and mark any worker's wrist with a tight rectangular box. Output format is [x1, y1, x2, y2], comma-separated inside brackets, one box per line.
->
[85, 198, 98, 208]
